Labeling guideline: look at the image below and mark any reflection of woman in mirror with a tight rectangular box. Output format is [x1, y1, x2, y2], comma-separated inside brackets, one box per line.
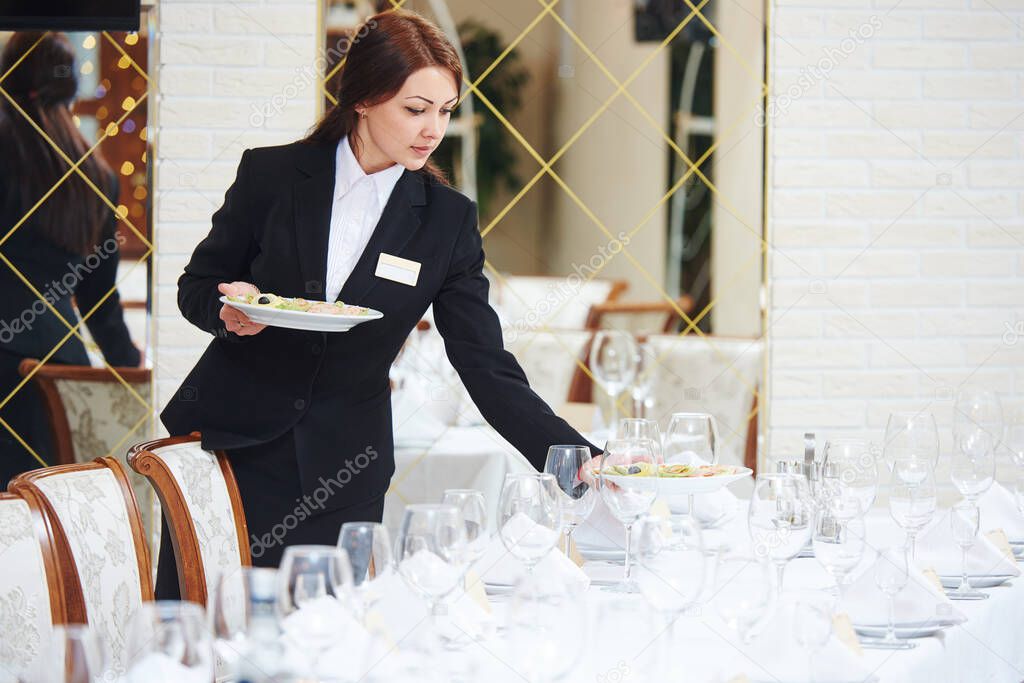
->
[0, 32, 141, 486]
[160, 9, 598, 588]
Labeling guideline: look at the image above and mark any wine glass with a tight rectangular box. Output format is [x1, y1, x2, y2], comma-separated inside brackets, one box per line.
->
[441, 488, 489, 565]
[822, 438, 878, 518]
[889, 464, 937, 559]
[590, 330, 639, 431]
[497, 473, 562, 581]
[339, 522, 393, 618]
[543, 446, 596, 557]
[954, 387, 1003, 458]
[210, 567, 287, 677]
[792, 593, 833, 683]
[883, 411, 939, 475]
[633, 513, 704, 679]
[748, 472, 813, 598]
[631, 339, 658, 418]
[395, 503, 468, 623]
[596, 438, 660, 593]
[713, 557, 773, 644]
[664, 412, 719, 525]
[617, 418, 663, 459]
[506, 579, 587, 683]
[948, 501, 987, 601]
[867, 546, 915, 650]
[126, 601, 215, 681]
[812, 510, 866, 598]
[31, 624, 111, 683]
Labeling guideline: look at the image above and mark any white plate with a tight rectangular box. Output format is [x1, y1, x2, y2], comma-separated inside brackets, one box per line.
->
[577, 546, 625, 562]
[939, 574, 1015, 589]
[602, 467, 753, 495]
[854, 616, 965, 639]
[220, 296, 383, 332]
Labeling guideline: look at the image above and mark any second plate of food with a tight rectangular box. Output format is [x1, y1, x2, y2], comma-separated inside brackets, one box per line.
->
[221, 294, 383, 332]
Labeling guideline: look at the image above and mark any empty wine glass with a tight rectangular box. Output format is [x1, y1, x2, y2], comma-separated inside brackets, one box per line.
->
[812, 510, 866, 598]
[617, 418, 663, 458]
[596, 438, 659, 593]
[867, 546, 915, 650]
[126, 601, 215, 681]
[883, 411, 939, 476]
[955, 387, 1003, 458]
[211, 566, 294, 678]
[748, 472, 813, 598]
[631, 339, 658, 418]
[590, 330, 639, 431]
[497, 473, 562, 580]
[889, 464, 937, 559]
[339, 522, 393, 618]
[665, 412, 719, 525]
[506, 579, 586, 683]
[792, 593, 833, 683]
[633, 513, 704, 679]
[441, 488, 489, 566]
[31, 624, 111, 683]
[948, 501, 987, 601]
[543, 446, 596, 557]
[822, 438, 878, 518]
[713, 557, 773, 644]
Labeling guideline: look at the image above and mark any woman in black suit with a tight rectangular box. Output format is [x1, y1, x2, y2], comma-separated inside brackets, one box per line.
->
[0, 33, 141, 486]
[160, 9, 597, 591]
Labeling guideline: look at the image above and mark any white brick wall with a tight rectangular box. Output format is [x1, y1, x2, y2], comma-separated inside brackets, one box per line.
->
[766, 0, 1024, 473]
[153, 0, 319, 419]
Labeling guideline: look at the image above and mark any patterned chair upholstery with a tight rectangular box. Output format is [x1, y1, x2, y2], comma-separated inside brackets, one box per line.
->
[505, 329, 594, 411]
[9, 458, 152, 675]
[584, 296, 696, 334]
[16, 360, 158, 561]
[493, 274, 628, 332]
[0, 493, 65, 682]
[127, 435, 250, 606]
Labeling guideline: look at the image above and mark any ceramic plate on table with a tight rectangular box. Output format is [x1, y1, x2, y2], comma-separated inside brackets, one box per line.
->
[220, 295, 383, 332]
[939, 574, 1015, 589]
[576, 546, 625, 563]
[854, 615, 966, 639]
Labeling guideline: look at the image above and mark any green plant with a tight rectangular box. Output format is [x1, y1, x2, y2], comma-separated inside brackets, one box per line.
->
[433, 18, 530, 218]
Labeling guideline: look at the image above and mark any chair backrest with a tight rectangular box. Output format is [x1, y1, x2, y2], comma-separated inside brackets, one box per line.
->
[0, 492, 66, 681]
[585, 296, 695, 334]
[505, 329, 594, 411]
[8, 457, 152, 674]
[495, 274, 628, 331]
[127, 435, 250, 606]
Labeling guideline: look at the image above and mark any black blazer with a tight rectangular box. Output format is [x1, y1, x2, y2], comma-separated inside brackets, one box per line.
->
[161, 140, 597, 512]
[0, 169, 140, 368]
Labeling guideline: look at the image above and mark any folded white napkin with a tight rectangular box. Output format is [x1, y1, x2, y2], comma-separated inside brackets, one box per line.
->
[391, 375, 448, 446]
[370, 571, 493, 644]
[280, 595, 373, 681]
[841, 549, 958, 626]
[979, 482, 1024, 542]
[913, 512, 1021, 578]
[743, 598, 874, 683]
[125, 652, 211, 683]
[472, 517, 590, 593]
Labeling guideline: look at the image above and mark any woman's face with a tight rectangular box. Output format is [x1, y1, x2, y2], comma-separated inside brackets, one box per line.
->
[356, 66, 459, 173]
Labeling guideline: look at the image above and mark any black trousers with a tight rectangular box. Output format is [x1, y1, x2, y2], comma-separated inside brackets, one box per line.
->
[155, 428, 386, 600]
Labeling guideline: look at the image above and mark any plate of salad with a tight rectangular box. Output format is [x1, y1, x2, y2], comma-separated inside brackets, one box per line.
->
[597, 462, 752, 494]
[220, 293, 383, 332]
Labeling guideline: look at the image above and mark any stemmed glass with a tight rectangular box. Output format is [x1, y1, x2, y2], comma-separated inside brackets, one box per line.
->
[883, 411, 940, 472]
[339, 522, 394, 618]
[211, 567, 297, 679]
[395, 504, 469, 655]
[126, 601, 215, 681]
[630, 339, 658, 418]
[948, 501, 987, 600]
[664, 412, 719, 525]
[617, 418, 663, 458]
[822, 438, 878, 518]
[497, 473, 562, 585]
[812, 510, 866, 598]
[543, 446, 596, 557]
[31, 624, 111, 683]
[590, 330, 639, 431]
[865, 547, 915, 650]
[596, 438, 660, 593]
[506, 579, 586, 683]
[889, 464, 937, 559]
[952, 388, 1001, 504]
[633, 514, 704, 679]
[441, 488, 489, 568]
[748, 472, 813, 598]
[713, 557, 773, 644]
[793, 594, 833, 683]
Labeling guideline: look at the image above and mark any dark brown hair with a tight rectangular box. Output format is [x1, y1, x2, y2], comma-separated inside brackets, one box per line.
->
[304, 9, 462, 185]
[0, 32, 114, 256]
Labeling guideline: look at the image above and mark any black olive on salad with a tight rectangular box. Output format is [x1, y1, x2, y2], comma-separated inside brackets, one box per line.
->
[257, 295, 271, 305]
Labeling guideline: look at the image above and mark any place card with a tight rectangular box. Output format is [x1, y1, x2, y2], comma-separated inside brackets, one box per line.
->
[985, 528, 1016, 563]
[832, 613, 863, 656]
[565, 534, 585, 567]
[921, 567, 944, 595]
[463, 569, 492, 615]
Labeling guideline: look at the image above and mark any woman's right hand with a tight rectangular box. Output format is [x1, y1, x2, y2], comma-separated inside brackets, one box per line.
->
[218, 281, 267, 336]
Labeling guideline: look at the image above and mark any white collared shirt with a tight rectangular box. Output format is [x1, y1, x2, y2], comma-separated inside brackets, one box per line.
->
[324, 135, 405, 302]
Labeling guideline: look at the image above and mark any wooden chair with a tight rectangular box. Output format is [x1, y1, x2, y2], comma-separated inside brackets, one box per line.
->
[584, 295, 696, 334]
[127, 434, 250, 606]
[9, 457, 152, 674]
[0, 491, 67, 679]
